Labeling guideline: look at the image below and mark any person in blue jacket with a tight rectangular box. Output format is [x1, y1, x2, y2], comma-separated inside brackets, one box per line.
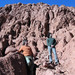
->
[47, 33, 59, 65]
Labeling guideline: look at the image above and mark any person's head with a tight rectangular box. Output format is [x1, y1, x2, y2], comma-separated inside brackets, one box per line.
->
[22, 39, 28, 46]
[49, 33, 52, 38]
[48, 33, 52, 38]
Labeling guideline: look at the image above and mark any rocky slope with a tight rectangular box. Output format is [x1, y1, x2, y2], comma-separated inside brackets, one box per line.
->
[0, 3, 75, 75]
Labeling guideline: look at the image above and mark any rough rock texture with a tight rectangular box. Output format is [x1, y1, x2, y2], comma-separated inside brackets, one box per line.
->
[0, 3, 75, 75]
[0, 53, 27, 75]
[5, 46, 17, 55]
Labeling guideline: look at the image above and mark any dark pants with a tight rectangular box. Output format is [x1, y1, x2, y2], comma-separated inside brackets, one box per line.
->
[25, 56, 34, 75]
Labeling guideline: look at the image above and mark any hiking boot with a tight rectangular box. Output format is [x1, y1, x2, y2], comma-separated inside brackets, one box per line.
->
[55, 62, 59, 66]
[49, 61, 53, 64]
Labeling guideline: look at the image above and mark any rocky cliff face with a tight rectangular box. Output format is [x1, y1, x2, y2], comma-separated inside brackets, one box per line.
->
[0, 3, 75, 75]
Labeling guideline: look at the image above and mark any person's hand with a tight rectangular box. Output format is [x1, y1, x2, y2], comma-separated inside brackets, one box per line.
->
[51, 45, 54, 48]
[15, 50, 19, 53]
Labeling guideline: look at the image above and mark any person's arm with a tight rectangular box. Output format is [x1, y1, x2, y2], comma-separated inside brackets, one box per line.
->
[53, 39, 56, 46]
[51, 39, 56, 47]
[18, 46, 23, 52]
[47, 38, 49, 46]
[15, 46, 23, 54]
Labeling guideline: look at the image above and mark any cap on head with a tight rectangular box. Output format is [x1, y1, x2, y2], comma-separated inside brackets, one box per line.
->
[22, 39, 28, 45]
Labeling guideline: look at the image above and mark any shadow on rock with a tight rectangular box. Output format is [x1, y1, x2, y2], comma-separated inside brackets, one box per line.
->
[43, 62, 56, 69]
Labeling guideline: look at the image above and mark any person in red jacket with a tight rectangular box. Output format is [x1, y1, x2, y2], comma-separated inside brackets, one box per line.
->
[19, 39, 34, 75]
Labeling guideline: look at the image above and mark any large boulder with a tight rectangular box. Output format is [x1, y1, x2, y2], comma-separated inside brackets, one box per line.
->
[0, 53, 27, 75]
[60, 37, 75, 75]
[5, 46, 17, 55]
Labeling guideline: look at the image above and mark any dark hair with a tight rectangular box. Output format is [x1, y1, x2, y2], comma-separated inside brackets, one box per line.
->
[47, 33, 52, 38]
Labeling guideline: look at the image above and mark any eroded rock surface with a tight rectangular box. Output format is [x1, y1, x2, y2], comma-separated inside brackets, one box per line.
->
[0, 3, 75, 75]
